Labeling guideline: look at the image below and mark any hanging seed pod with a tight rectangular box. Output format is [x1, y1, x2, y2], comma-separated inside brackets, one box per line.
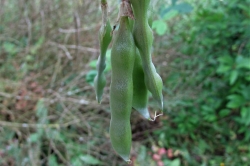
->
[94, 1, 112, 103]
[109, 15, 135, 162]
[131, 0, 164, 111]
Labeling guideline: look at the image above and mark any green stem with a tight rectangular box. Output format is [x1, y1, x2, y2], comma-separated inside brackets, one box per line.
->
[101, 0, 107, 4]
[101, 0, 108, 25]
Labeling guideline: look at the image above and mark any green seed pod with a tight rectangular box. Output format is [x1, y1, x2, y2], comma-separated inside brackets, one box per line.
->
[94, 4, 112, 103]
[130, 0, 164, 110]
[128, 9, 153, 120]
[148, 5, 153, 28]
[132, 48, 152, 120]
[129, 3, 153, 30]
[109, 16, 135, 162]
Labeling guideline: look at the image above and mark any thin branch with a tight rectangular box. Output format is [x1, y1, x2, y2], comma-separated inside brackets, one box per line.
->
[25, 16, 32, 53]
[58, 24, 99, 33]
[0, 91, 89, 105]
[50, 53, 62, 88]
[48, 41, 99, 53]
[74, 12, 81, 58]
[237, 40, 248, 55]
[48, 41, 73, 59]
[0, 119, 81, 129]
[65, 44, 99, 53]
[49, 139, 70, 165]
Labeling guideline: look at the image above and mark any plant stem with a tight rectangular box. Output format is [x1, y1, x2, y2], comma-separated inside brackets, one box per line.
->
[101, 0, 108, 25]
[101, 0, 107, 4]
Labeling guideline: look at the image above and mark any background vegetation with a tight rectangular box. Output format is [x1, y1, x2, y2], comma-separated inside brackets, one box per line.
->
[0, 0, 249, 165]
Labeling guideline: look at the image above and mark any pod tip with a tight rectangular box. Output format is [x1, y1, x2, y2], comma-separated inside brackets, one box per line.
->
[124, 159, 132, 164]
[96, 96, 102, 104]
[158, 97, 164, 110]
[136, 107, 154, 121]
[126, 159, 132, 164]
[120, 154, 131, 163]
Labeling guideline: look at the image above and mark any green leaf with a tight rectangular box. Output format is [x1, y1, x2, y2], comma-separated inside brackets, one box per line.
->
[241, 107, 250, 125]
[169, 159, 181, 166]
[46, 129, 63, 141]
[35, 99, 48, 127]
[218, 56, 234, 65]
[230, 70, 238, 85]
[80, 155, 101, 165]
[25, 54, 34, 62]
[236, 56, 250, 70]
[205, 115, 217, 122]
[48, 155, 58, 166]
[3, 42, 18, 54]
[161, 2, 192, 16]
[227, 94, 245, 108]
[71, 158, 82, 166]
[245, 74, 250, 81]
[173, 3, 193, 13]
[163, 10, 179, 20]
[89, 60, 97, 68]
[30, 37, 45, 54]
[171, 0, 178, 5]
[216, 65, 231, 74]
[137, 146, 147, 161]
[28, 133, 41, 143]
[86, 70, 97, 85]
[219, 109, 231, 117]
[152, 20, 168, 35]
[35, 99, 48, 124]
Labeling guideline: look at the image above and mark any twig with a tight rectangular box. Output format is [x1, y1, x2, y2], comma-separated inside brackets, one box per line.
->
[65, 44, 99, 53]
[50, 53, 62, 88]
[48, 41, 99, 53]
[0, 91, 89, 105]
[0, 92, 12, 98]
[74, 12, 81, 58]
[40, 10, 45, 37]
[48, 41, 73, 59]
[58, 24, 100, 33]
[0, 119, 81, 129]
[49, 139, 70, 165]
[238, 40, 248, 55]
[25, 16, 32, 53]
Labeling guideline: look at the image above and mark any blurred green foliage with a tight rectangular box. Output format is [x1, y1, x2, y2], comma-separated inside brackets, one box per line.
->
[153, 0, 250, 165]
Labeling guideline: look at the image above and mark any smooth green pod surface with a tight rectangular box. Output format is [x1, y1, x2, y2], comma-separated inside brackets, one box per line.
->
[130, 0, 163, 110]
[94, 20, 112, 103]
[132, 48, 151, 120]
[109, 16, 135, 162]
[129, 9, 153, 120]
[148, 5, 153, 28]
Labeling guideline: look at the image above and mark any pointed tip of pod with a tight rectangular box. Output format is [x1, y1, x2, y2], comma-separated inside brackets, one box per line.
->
[136, 107, 153, 121]
[120, 155, 131, 163]
[125, 159, 132, 164]
[96, 96, 102, 104]
[158, 95, 164, 111]
[154, 98, 164, 111]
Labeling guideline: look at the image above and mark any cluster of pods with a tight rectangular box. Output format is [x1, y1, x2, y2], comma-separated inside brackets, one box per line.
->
[93, 0, 163, 162]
